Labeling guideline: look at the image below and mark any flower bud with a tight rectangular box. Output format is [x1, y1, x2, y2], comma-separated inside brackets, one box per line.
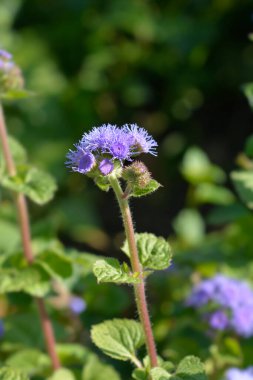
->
[122, 161, 151, 188]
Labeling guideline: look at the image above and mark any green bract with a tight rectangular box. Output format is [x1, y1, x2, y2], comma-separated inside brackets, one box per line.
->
[93, 258, 141, 284]
[91, 319, 145, 362]
[122, 233, 172, 271]
[131, 179, 161, 197]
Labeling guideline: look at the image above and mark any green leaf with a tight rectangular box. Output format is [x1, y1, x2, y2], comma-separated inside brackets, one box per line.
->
[0, 220, 20, 254]
[150, 367, 171, 380]
[56, 344, 89, 365]
[242, 82, 253, 109]
[0, 89, 34, 100]
[244, 134, 253, 157]
[132, 368, 149, 380]
[231, 170, 253, 209]
[122, 233, 172, 270]
[171, 356, 207, 380]
[6, 349, 50, 376]
[47, 368, 76, 380]
[0, 136, 27, 180]
[0, 367, 29, 380]
[0, 266, 50, 296]
[69, 250, 100, 277]
[194, 183, 235, 205]
[132, 179, 161, 197]
[91, 318, 145, 362]
[93, 258, 141, 284]
[173, 209, 205, 246]
[2, 166, 57, 205]
[82, 353, 121, 380]
[36, 249, 73, 279]
[181, 147, 225, 185]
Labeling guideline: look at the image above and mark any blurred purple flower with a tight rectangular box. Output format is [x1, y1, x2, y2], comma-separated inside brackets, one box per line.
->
[187, 274, 253, 337]
[0, 49, 12, 60]
[226, 367, 253, 380]
[69, 296, 86, 315]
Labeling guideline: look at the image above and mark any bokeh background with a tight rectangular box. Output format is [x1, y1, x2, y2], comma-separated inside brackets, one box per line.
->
[1, 0, 253, 379]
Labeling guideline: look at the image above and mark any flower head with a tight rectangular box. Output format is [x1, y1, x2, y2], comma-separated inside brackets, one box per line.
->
[187, 274, 253, 337]
[226, 367, 253, 380]
[124, 124, 158, 156]
[66, 124, 157, 175]
[66, 145, 95, 174]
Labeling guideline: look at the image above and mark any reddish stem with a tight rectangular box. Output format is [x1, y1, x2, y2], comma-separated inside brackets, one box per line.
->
[0, 104, 60, 370]
[110, 176, 158, 368]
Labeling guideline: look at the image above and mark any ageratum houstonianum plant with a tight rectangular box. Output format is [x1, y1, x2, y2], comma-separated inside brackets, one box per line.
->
[66, 125, 208, 379]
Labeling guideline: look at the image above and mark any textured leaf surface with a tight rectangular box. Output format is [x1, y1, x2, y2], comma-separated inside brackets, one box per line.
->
[82, 353, 121, 380]
[150, 367, 171, 380]
[0, 367, 29, 380]
[93, 258, 141, 284]
[48, 368, 75, 380]
[2, 167, 57, 205]
[91, 319, 145, 361]
[0, 266, 50, 296]
[6, 349, 50, 376]
[231, 170, 253, 209]
[132, 368, 149, 380]
[132, 179, 161, 197]
[122, 233, 172, 270]
[171, 356, 207, 380]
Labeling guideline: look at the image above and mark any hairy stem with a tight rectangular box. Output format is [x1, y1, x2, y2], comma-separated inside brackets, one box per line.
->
[109, 176, 158, 368]
[0, 104, 60, 370]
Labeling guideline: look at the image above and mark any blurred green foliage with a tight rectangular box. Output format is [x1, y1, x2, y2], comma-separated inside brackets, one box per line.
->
[1, 0, 253, 379]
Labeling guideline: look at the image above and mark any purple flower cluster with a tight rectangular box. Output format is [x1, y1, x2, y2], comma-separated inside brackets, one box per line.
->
[66, 124, 157, 175]
[187, 274, 253, 337]
[0, 50, 14, 74]
[226, 367, 253, 380]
